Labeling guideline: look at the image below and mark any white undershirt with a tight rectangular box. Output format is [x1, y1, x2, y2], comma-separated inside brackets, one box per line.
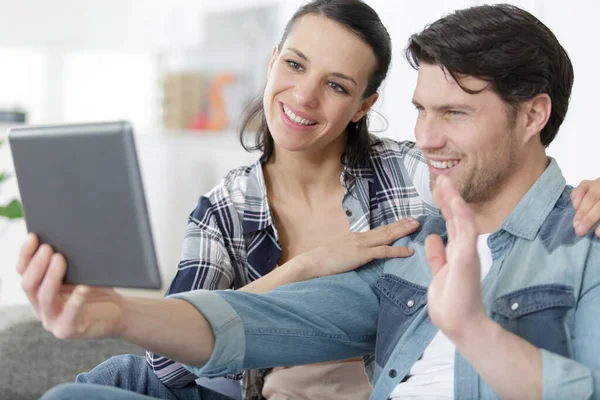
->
[389, 234, 492, 399]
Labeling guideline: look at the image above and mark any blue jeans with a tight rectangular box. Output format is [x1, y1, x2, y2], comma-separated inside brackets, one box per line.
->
[40, 354, 237, 400]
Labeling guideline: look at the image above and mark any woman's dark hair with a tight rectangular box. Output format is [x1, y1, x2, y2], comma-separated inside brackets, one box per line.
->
[238, 0, 391, 172]
[405, 3, 574, 147]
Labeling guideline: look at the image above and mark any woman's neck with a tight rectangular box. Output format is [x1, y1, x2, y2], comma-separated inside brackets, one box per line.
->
[264, 140, 347, 206]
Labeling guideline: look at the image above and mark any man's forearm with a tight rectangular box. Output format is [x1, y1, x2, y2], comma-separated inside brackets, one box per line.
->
[453, 317, 542, 400]
[239, 256, 314, 294]
[119, 297, 215, 366]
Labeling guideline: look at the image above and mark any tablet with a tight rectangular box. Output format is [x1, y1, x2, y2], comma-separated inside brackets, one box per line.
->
[8, 121, 162, 289]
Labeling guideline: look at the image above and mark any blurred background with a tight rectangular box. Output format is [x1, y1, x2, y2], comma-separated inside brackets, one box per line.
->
[0, 0, 598, 305]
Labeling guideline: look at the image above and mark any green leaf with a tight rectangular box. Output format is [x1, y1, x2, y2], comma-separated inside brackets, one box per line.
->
[0, 199, 23, 219]
[0, 172, 7, 183]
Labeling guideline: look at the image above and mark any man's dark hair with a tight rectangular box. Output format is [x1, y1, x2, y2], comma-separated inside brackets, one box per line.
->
[405, 3, 574, 147]
[239, 0, 392, 172]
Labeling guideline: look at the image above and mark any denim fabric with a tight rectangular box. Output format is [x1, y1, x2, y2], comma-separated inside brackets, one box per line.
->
[73, 354, 236, 400]
[41, 382, 234, 400]
[174, 159, 600, 400]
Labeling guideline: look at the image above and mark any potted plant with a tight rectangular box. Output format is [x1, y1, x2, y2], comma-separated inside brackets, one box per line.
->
[0, 138, 23, 222]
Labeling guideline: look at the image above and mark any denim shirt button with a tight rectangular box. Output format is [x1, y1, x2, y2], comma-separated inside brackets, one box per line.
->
[407, 300, 415, 308]
[511, 302, 519, 311]
[345, 209, 353, 217]
[389, 369, 397, 378]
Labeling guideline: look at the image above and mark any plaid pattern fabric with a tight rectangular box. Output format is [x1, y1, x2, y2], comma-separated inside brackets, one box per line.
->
[146, 137, 437, 399]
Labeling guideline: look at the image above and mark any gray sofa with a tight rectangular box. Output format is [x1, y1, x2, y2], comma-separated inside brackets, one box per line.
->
[0, 305, 144, 400]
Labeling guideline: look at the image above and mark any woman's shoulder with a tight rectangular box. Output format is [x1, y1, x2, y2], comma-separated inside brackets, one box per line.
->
[204, 161, 260, 202]
[189, 161, 261, 229]
[367, 136, 426, 170]
[368, 135, 417, 158]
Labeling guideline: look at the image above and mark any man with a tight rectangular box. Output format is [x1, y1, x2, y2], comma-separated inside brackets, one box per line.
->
[22, 4, 600, 400]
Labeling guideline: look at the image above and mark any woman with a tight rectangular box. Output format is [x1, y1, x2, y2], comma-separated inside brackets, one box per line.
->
[18, 1, 600, 400]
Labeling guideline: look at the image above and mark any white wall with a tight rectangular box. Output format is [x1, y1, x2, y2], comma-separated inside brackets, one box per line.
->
[0, 0, 599, 304]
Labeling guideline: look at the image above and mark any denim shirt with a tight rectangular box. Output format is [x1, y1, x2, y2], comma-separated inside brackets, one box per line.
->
[172, 159, 600, 400]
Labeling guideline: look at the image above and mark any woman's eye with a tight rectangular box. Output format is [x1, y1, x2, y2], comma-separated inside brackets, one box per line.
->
[286, 60, 303, 71]
[328, 81, 348, 94]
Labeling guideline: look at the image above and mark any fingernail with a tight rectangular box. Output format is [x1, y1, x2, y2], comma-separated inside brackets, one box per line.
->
[408, 248, 414, 255]
[575, 224, 587, 236]
[410, 219, 419, 225]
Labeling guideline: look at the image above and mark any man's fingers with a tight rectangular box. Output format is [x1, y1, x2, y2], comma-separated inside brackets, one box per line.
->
[361, 218, 420, 247]
[53, 285, 90, 340]
[450, 195, 478, 245]
[20, 243, 54, 311]
[433, 178, 452, 220]
[434, 176, 456, 223]
[16, 233, 39, 275]
[37, 254, 68, 329]
[425, 234, 446, 276]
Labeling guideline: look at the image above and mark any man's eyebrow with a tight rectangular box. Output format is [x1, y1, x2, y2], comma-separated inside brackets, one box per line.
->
[287, 47, 357, 87]
[411, 98, 476, 111]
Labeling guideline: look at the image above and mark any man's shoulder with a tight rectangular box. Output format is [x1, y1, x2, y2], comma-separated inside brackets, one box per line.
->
[537, 187, 600, 252]
[391, 215, 446, 249]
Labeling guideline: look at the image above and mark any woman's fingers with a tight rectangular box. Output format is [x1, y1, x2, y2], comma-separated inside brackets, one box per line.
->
[368, 245, 414, 260]
[360, 218, 420, 247]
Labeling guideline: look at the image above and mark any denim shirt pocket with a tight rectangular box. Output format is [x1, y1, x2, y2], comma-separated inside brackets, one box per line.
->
[375, 274, 428, 365]
[491, 284, 574, 357]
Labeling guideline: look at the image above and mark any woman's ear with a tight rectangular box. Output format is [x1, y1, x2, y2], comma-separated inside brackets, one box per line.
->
[267, 45, 278, 78]
[352, 93, 379, 122]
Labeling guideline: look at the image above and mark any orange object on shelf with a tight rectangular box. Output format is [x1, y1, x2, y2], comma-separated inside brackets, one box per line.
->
[205, 73, 237, 131]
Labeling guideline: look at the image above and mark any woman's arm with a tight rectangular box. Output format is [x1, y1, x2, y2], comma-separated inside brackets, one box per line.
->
[572, 177, 600, 237]
[239, 217, 419, 293]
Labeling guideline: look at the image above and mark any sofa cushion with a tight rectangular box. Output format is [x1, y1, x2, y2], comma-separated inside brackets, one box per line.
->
[0, 305, 144, 400]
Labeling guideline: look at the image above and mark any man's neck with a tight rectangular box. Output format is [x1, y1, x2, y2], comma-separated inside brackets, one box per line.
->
[472, 153, 549, 234]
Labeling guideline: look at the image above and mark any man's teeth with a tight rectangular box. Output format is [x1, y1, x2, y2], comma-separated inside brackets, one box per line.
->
[430, 160, 459, 169]
[283, 104, 316, 126]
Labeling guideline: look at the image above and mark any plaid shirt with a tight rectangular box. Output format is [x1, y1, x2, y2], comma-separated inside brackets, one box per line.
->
[146, 137, 439, 400]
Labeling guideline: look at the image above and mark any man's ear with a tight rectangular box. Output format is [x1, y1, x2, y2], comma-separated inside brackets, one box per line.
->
[522, 93, 552, 144]
[267, 45, 278, 78]
[352, 93, 379, 122]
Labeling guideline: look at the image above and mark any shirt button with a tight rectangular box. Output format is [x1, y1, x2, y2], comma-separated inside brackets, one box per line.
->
[345, 209, 353, 217]
[407, 300, 415, 308]
[511, 302, 519, 311]
[389, 369, 397, 378]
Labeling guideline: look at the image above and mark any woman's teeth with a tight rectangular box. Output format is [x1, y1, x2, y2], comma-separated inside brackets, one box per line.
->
[430, 159, 459, 169]
[283, 104, 317, 126]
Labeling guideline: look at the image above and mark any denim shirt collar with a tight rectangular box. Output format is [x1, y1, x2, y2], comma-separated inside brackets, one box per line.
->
[500, 158, 566, 240]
